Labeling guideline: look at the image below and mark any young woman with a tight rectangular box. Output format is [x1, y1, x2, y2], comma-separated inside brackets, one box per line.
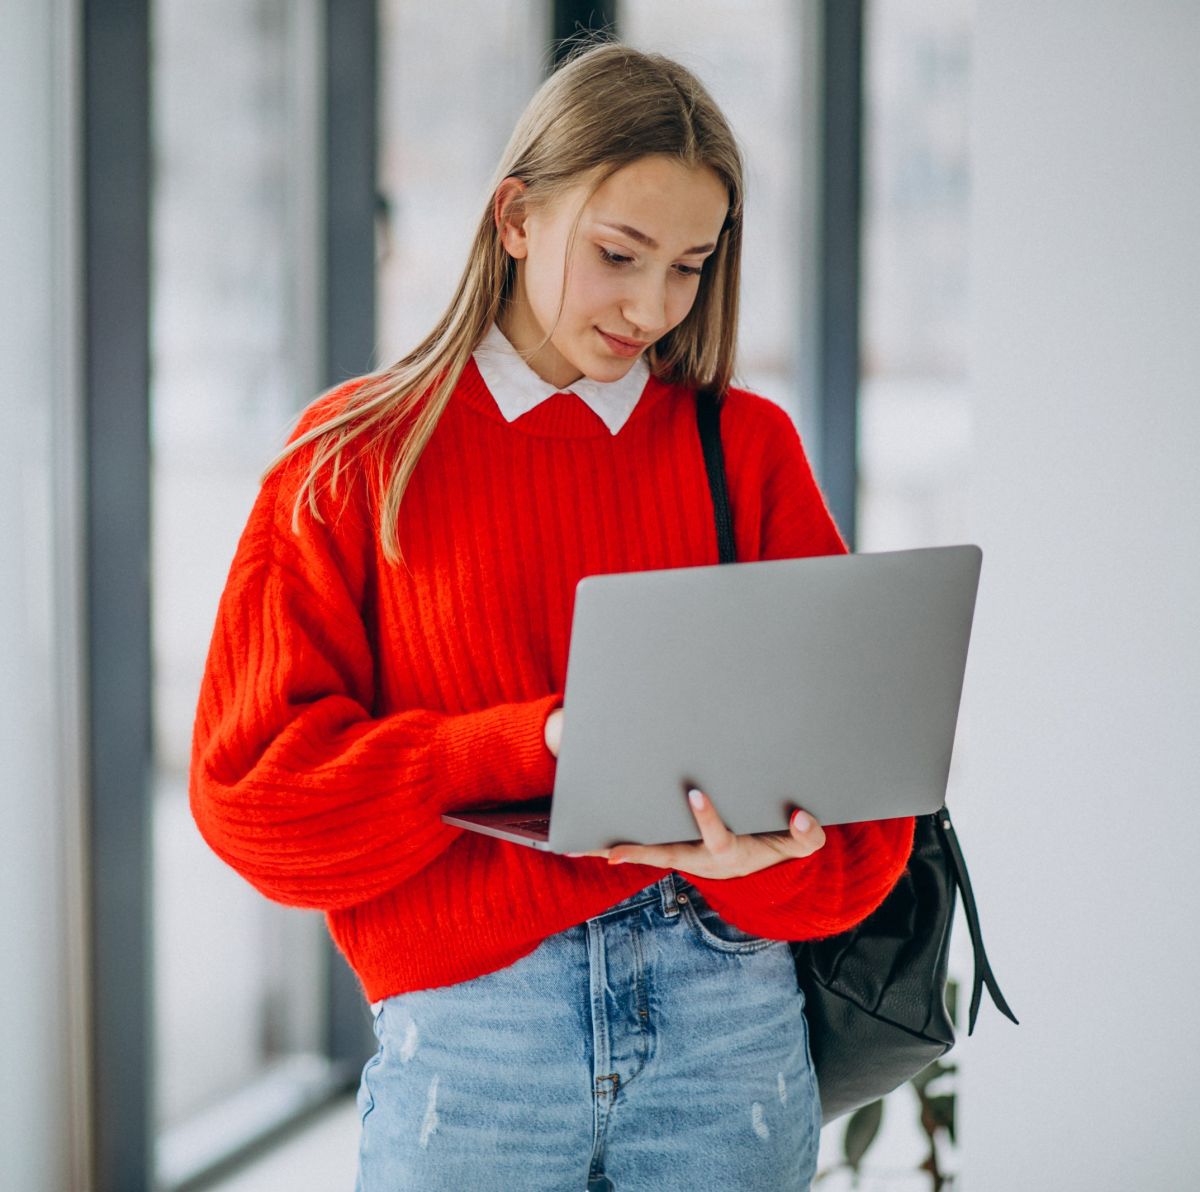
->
[189, 38, 914, 1191]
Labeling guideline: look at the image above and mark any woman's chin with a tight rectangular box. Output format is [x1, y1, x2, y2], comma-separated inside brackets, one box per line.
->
[583, 345, 646, 380]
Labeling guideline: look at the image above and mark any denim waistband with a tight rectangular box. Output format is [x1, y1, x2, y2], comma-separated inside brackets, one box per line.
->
[587, 872, 683, 922]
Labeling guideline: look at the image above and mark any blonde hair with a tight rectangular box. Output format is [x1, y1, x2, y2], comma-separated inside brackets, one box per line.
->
[270, 36, 746, 567]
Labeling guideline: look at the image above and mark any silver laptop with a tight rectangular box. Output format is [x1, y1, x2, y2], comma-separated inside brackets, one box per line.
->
[440, 544, 982, 854]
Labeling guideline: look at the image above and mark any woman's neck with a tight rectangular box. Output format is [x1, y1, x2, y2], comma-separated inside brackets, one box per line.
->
[495, 306, 583, 390]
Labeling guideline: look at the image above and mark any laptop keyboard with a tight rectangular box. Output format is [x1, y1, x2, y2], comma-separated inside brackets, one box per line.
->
[504, 816, 551, 834]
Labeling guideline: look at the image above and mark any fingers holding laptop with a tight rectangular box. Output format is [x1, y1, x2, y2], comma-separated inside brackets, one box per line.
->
[544, 707, 564, 757]
[565, 787, 826, 879]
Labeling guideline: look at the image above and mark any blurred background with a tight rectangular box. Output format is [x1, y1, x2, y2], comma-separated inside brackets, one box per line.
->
[1, 1, 1197, 1189]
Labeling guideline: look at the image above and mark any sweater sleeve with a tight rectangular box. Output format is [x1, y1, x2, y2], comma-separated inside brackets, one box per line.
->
[683, 394, 916, 941]
[188, 397, 562, 912]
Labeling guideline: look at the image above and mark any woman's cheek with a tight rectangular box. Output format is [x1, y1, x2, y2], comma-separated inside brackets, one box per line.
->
[576, 264, 624, 310]
[666, 279, 702, 329]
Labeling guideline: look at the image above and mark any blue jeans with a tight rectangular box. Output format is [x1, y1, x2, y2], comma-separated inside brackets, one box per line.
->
[354, 872, 820, 1190]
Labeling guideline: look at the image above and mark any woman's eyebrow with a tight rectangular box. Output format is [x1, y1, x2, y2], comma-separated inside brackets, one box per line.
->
[595, 220, 716, 255]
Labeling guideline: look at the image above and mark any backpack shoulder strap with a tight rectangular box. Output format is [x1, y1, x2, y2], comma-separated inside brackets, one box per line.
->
[695, 389, 736, 565]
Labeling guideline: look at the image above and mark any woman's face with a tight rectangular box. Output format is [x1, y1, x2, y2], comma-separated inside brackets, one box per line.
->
[496, 155, 730, 390]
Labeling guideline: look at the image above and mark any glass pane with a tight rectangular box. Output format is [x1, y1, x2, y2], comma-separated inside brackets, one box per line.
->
[858, 0, 973, 552]
[376, 0, 546, 365]
[149, 0, 331, 1172]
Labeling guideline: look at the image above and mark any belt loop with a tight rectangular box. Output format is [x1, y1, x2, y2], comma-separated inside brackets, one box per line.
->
[658, 873, 680, 918]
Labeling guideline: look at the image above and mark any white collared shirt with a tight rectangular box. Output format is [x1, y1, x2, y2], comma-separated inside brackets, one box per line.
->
[472, 321, 651, 436]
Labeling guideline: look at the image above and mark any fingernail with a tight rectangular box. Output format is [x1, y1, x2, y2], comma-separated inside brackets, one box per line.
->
[608, 856, 626, 865]
[688, 788, 705, 810]
[791, 811, 812, 832]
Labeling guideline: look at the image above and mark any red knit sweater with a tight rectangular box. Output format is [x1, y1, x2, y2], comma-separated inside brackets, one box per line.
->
[189, 358, 915, 1001]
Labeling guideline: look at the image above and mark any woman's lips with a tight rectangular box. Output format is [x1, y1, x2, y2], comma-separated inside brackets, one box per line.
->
[598, 329, 649, 358]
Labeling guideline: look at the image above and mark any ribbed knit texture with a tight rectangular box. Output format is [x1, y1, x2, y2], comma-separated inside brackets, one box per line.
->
[189, 358, 915, 1001]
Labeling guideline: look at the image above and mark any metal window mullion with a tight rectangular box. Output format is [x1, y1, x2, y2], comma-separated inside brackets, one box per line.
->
[819, 0, 864, 549]
[83, 1, 154, 1189]
[324, 0, 379, 385]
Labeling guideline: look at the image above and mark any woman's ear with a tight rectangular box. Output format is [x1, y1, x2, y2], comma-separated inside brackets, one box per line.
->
[494, 177, 530, 260]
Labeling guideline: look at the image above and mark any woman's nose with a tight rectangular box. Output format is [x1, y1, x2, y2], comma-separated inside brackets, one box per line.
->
[620, 272, 669, 338]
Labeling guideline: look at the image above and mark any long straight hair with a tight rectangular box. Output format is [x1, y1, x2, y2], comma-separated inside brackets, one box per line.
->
[270, 37, 746, 567]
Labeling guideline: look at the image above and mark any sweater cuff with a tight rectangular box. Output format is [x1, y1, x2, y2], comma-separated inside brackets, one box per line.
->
[434, 692, 564, 811]
[687, 854, 809, 914]
[687, 858, 847, 942]
[688, 816, 917, 941]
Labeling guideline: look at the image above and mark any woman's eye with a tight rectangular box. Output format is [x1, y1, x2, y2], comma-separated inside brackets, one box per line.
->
[598, 246, 704, 276]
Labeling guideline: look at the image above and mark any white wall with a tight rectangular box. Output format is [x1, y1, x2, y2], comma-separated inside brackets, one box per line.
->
[960, 3, 1200, 1188]
[0, 1, 89, 1190]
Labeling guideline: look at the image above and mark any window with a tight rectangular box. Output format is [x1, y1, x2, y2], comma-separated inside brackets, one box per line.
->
[149, 1, 339, 1183]
[858, 0, 973, 553]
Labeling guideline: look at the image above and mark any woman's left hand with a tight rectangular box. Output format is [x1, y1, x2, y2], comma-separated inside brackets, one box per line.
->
[565, 787, 826, 879]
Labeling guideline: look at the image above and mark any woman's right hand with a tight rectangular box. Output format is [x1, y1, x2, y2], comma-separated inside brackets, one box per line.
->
[544, 707, 564, 757]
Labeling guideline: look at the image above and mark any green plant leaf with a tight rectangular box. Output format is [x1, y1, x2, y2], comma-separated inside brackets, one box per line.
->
[926, 1092, 956, 1143]
[911, 1064, 934, 1096]
[843, 1099, 884, 1171]
[911, 1058, 954, 1096]
[946, 978, 959, 1028]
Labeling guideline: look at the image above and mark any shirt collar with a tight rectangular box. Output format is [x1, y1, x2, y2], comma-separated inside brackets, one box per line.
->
[472, 321, 651, 436]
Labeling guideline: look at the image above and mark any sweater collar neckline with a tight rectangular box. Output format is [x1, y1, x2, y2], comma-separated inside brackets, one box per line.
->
[471, 321, 651, 436]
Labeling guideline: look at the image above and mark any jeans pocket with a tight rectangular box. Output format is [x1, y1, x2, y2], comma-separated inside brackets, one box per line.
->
[677, 885, 788, 955]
